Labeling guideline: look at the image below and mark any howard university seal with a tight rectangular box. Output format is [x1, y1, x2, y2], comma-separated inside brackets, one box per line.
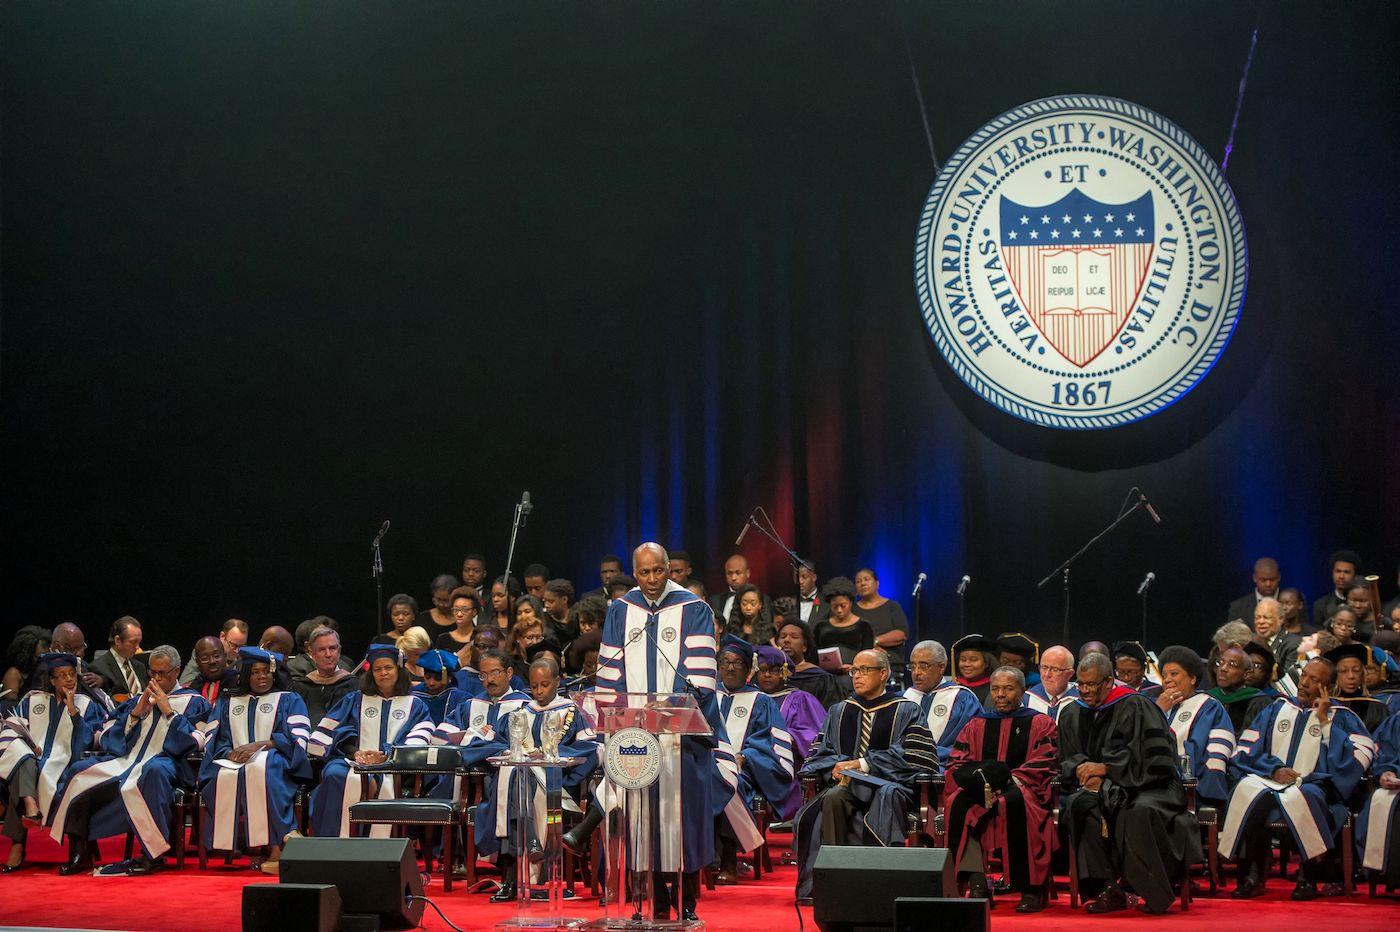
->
[915, 95, 1246, 428]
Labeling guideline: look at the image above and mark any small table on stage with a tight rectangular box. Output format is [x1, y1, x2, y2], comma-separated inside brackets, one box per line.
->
[486, 754, 585, 932]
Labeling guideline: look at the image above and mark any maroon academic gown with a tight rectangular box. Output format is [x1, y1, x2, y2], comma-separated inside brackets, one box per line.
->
[943, 706, 1058, 889]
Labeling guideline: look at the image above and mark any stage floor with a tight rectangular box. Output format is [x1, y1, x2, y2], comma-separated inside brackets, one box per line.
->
[1, 832, 1398, 930]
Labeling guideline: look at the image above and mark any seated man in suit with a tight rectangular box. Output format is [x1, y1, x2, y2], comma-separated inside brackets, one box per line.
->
[90, 617, 147, 702]
[793, 649, 937, 902]
[1228, 557, 1281, 625]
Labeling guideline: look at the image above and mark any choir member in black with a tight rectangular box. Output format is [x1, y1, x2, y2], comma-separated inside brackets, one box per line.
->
[812, 578, 874, 671]
[386, 594, 418, 638]
[1311, 550, 1360, 630]
[1226, 557, 1282, 625]
[952, 634, 999, 704]
[1278, 587, 1314, 637]
[795, 561, 828, 626]
[1058, 652, 1201, 914]
[1327, 643, 1390, 733]
[436, 589, 480, 653]
[1206, 645, 1273, 736]
[777, 619, 848, 708]
[793, 650, 937, 902]
[852, 568, 909, 681]
[1345, 582, 1382, 644]
[944, 667, 1058, 913]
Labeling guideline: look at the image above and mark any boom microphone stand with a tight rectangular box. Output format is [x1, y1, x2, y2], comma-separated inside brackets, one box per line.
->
[371, 520, 389, 634]
[500, 491, 533, 596]
[1037, 488, 1159, 646]
[737, 506, 807, 572]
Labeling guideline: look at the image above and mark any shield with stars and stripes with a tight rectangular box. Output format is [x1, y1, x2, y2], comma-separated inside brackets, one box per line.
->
[998, 189, 1155, 367]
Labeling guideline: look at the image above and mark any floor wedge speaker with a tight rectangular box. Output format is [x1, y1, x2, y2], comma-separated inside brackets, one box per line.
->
[279, 836, 424, 929]
[812, 845, 954, 932]
[242, 882, 341, 932]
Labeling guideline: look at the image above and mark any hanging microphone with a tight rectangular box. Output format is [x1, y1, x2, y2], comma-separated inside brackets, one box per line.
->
[911, 572, 927, 599]
[518, 491, 532, 527]
[372, 520, 390, 546]
[1138, 490, 1162, 524]
[1137, 571, 1156, 596]
[956, 574, 970, 596]
[735, 516, 752, 547]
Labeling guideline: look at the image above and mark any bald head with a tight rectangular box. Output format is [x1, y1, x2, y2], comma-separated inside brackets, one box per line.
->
[50, 623, 86, 656]
[259, 626, 294, 657]
[724, 554, 751, 590]
[194, 635, 228, 681]
[1252, 557, 1280, 597]
[1039, 644, 1075, 695]
[633, 542, 669, 602]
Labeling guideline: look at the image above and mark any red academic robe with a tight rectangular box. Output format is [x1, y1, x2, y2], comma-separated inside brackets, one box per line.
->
[943, 707, 1058, 888]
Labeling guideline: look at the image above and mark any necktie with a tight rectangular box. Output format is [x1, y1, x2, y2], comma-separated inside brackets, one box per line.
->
[856, 709, 873, 758]
[119, 656, 140, 695]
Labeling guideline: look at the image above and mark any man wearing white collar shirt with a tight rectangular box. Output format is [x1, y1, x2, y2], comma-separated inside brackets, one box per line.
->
[1227, 557, 1281, 625]
[796, 561, 828, 625]
[1023, 645, 1078, 722]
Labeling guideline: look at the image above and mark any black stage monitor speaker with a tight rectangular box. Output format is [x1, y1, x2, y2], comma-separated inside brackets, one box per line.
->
[812, 846, 955, 932]
[242, 882, 341, 932]
[893, 896, 989, 932]
[279, 836, 425, 929]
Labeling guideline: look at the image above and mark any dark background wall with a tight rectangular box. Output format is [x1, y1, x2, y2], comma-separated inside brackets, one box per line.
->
[3, 1, 1397, 660]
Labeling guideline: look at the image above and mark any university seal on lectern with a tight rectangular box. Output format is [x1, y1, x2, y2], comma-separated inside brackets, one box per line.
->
[914, 95, 1246, 429]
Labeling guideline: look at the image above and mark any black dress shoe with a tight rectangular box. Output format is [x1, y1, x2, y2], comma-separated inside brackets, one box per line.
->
[1232, 875, 1267, 899]
[680, 907, 699, 922]
[1015, 892, 1045, 913]
[966, 873, 990, 899]
[58, 837, 93, 876]
[1085, 885, 1129, 913]
[1291, 878, 1319, 901]
[526, 838, 547, 864]
[489, 882, 517, 903]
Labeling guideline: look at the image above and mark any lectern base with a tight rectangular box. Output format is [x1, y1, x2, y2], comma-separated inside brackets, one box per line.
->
[580, 919, 703, 932]
[493, 919, 585, 931]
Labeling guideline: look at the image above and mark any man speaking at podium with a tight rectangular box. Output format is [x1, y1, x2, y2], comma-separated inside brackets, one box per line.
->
[593, 542, 722, 921]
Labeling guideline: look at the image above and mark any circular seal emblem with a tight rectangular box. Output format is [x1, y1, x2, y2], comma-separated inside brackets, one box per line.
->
[661, 627, 678, 643]
[1178, 711, 1191, 723]
[604, 726, 663, 790]
[259, 702, 274, 715]
[473, 715, 486, 727]
[915, 95, 1246, 429]
[232, 703, 245, 716]
[391, 709, 406, 720]
[1278, 719, 1290, 733]
[364, 706, 378, 719]
[1308, 724, 1322, 737]
[734, 705, 748, 719]
[32, 701, 46, 715]
[933, 704, 949, 718]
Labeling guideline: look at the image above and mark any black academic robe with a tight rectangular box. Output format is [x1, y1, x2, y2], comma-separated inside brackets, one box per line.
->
[788, 666, 850, 709]
[1337, 692, 1391, 734]
[793, 695, 937, 899]
[1207, 686, 1274, 737]
[1057, 688, 1202, 914]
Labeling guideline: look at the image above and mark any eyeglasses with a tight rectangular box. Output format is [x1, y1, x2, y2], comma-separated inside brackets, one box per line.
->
[451, 606, 474, 615]
[1213, 658, 1244, 669]
[478, 668, 508, 679]
[1039, 665, 1073, 674]
[1074, 678, 1106, 690]
[718, 658, 749, 669]
[757, 665, 786, 674]
[851, 666, 885, 677]
[909, 661, 939, 672]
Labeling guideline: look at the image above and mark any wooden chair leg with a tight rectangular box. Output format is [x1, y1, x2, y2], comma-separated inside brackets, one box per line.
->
[464, 822, 477, 888]
[124, 833, 135, 861]
[173, 796, 186, 869]
[1343, 821, 1355, 896]
[1207, 823, 1219, 896]
[1067, 834, 1080, 909]
[442, 825, 454, 893]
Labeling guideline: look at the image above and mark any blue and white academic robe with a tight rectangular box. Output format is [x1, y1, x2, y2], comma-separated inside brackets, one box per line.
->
[904, 682, 983, 763]
[411, 683, 468, 725]
[715, 684, 793, 840]
[427, 689, 531, 802]
[1220, 697, 1375, 862]
[47, 689, 210, 859]
[476, 696, 600, 856]
[1163, 692, 1234, 804]
[306, 691, 436, 838]
[794, 695, 938, 899]
[1022, 683, 1079, 724]
[1359, 712, 1400, 880]
[0, 690, 106, 823]
[594, 580, 722, 873]
[199, 690, 312, 851]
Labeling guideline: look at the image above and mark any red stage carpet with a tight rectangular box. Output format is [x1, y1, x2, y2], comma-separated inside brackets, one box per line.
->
[1, 832, 1398, 931]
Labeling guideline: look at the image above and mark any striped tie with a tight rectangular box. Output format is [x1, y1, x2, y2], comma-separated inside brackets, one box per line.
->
[856, 710, 873, 757]
[119, 657, 140, 695]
